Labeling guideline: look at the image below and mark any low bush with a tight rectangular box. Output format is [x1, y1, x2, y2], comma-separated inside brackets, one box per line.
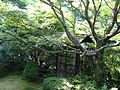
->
[0, 64, 8, 77]
[22, 61, 40, 81]
[0, 48, 26, 77]
[71, 75, 108, 90]
[42, 75, 108, 90]
[0, 59, 25, 77]
[43, 77, 72, 90]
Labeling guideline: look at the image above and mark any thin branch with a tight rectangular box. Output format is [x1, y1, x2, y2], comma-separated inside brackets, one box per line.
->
[65, 0, 86, 20]
[46, 0, 83, 48]
[108, 41, 120, 47]
[92, 0, 97, 12]
[49, 1, 63, 24]
[81, 0, 86, 7]
[59, 8, 81, 46]
[40, 0, 61, 11]
[105, 1, 119, 35]
[105, 26, 120, 40]
[2, 29, 119, 57]
[104, 0, 113, 10]
[2, 30, 63, 53]
[73, 16, 76, 35]
[92, 0, 102, 27]
[84, 0, 98, 41]
[105, 4, 120, 40]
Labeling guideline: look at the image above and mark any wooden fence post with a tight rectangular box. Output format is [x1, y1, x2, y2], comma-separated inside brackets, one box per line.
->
[56, 53, 59, 77]
[75, 52, 80, 75]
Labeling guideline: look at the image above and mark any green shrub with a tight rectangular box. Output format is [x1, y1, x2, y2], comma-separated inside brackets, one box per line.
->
[0, 60, 26, 77]
[0, 47, 26, 77]
[22, 61, 40, 81]
[43, 75, 108, 90]
[43, 77, 72, 90]
[0, 64, 8, 77]
[71, 75, 108, 90]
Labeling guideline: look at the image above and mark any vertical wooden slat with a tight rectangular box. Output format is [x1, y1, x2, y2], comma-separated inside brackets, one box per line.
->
[64, 52, 67, 77]
[75, 52, 80, 75]
[56, 53, 59, 77]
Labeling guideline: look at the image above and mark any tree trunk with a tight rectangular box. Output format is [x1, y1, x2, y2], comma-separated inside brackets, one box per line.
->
[94, 41, 106, 84]
[94, 51, 104, 83]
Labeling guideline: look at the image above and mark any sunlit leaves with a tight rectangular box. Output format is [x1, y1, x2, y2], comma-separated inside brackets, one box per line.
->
[2, 0, 36, 8]
[0, 1, 65, 48]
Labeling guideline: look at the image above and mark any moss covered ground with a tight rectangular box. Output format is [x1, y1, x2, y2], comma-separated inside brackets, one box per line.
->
[0, 74, 42, 90]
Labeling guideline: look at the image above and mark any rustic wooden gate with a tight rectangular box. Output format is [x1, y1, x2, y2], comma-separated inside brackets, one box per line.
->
[55, 52, 76, 77]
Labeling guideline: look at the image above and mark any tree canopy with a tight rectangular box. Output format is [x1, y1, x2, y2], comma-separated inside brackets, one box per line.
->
[0, 0, 120, 87]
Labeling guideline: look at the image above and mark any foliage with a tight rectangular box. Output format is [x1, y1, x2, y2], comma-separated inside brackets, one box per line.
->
[1, 0, 35, 8]
[0, 1, 64, 47]
[104, 48, 120, 88]
[0, 0, 119, 88]
[23, 61, 40, 81]
[71, 75, 108, 90]
[39, 0, 120, 84]
[0, 63, 8, 77]
[0, 42, 26, 76]
[43, 77, 72, 90]
[0, 59, 25, 77]
[42, 75, 108, 90]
